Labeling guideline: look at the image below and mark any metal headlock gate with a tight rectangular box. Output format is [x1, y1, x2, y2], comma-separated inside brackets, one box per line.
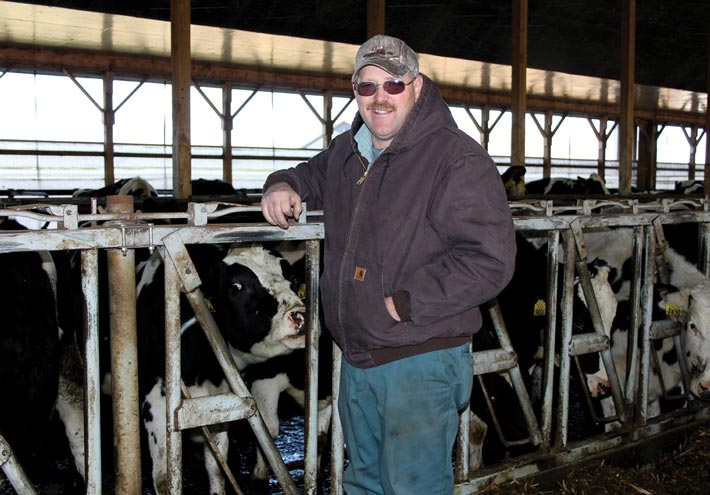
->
[3, 195, 710, 495]
[0, 198, 325, 495]
[450, 196, 710, 494]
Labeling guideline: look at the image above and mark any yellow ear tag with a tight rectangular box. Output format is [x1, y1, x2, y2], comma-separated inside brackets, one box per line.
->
[665, 303, 684, 317]
[533, 298, 547, 316]
[204, 297, 216, 313]
[298, 283, 307, 301]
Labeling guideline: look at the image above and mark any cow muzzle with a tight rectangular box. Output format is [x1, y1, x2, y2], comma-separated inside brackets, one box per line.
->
[287, 310, 306, 338]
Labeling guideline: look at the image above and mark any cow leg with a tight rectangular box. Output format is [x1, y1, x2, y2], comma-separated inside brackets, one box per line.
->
[250, 374, 290, 481]
[600, 397, 622, 432]
[55, 375, 86, 480]
[201, 429, 228, 495]
[143, 380, 168, 495]
[468, 413, 488, 472]
[315, 397, 333, 468]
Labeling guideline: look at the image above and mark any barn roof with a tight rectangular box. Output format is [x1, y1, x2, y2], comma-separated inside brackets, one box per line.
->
[1, 1, 708, 118]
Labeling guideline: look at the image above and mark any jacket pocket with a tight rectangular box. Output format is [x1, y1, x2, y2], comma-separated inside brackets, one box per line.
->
[341, 254, 411, 351]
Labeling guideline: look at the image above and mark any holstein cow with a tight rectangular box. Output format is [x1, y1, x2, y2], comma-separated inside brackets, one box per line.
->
[467, 233, 617, 470]
[135, 243, 307, 495]
[57, 242, 307, 494]
[237, 241, 333, 484]
[190, 178, 249, 202]
[0, 219, 62, 481]
[674, 179, 704, 195]
[73, 176, 158, 199]
[525, 174, 610, 196]
[582, 227, 710, 419]
[500, 165, 527, 199]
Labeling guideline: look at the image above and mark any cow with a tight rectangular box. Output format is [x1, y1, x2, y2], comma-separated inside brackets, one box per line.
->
[467, 233, 618, 471]
[190, 178, 249, 203]
[236, 241, 333, 485]
[0, 218, 62, 483]
[72, 176, 158, 199]
[55, 242, 308, 495]
[525, 173, 610, 196]
[581, 226, 710, 421]
[674, 179, 704, 195]
[138, 243, 309, 494]
[500, 165, 527, 199]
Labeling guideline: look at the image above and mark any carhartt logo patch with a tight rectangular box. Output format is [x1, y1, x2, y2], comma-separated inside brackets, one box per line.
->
[354, 267, 367, 281]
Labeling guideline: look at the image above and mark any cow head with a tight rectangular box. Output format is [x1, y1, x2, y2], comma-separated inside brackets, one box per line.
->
[208, 244, 307, 365]
[500, 165, 526, 199]
[655, 280, 710, 400]
[575, 258, 617, 398]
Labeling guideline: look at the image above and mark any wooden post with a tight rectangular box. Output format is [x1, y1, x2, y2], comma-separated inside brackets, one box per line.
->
[171, 0, 192, 198]
[222, 82, 233, 185]
[637, 120, 657, 192]
[619, 0, 636, 195]
[706, 36, 710, 194]
[324, 90, 334, 146]
[367, 0, 385, 37]
[103, 72, 115, 185]
[511, 0, 528, 169]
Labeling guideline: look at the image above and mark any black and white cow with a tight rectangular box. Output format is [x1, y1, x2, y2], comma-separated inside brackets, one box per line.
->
[525, 174, 611, 196]
[72, 176, 158, 199]
[582, 227, 710, 418]
[190, 178, 249, 203]
[235, 241, 333, 484]
[674, 179, 704, 195]
[0, 219, 62, 481]
[137, 243, 308, 494]
[500, 165, 527, 199]
[56, 242, 308, 494]
[467, 233, 617, 470]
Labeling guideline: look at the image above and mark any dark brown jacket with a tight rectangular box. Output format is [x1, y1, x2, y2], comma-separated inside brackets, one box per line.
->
[264, 75, 515, 368]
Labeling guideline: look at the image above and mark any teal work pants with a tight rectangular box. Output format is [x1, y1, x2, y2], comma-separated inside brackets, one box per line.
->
[339, 342, 474, 495]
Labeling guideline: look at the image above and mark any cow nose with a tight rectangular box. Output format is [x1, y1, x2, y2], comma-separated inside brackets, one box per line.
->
[289, 310, 306, 333]
[697, 382, 710, 400]
[597, 381, 611, 398]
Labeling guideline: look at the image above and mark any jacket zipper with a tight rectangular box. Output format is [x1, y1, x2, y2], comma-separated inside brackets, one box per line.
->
[356, 153, 370, 185]
[336, 152, 374, 337]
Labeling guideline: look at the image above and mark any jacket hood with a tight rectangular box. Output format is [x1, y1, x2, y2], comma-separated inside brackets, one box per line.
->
[351, 74, 457, 156]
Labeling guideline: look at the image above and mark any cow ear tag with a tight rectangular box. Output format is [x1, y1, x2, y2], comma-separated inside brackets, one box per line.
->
[533, 298, 546, 316]
[204, 296, 216, 313]
[298, 283, 307, 301]
[354, 267, 367, 281]
[665, 303, 684, 317]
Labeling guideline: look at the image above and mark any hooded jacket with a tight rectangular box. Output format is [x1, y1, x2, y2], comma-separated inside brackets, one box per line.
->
[264, 75, 516, 368]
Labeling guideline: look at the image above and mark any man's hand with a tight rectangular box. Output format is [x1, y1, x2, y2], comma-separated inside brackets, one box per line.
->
[261, 182, 303, 229]
[384, 296, 401, 322]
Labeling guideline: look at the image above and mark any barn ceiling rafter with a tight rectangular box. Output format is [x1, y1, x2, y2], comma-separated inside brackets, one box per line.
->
[0, 1, 708, 126]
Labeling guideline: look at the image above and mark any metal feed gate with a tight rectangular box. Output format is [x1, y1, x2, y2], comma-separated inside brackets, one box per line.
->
[449, 196, 710, 494]
[0, 198, 324, 495]
[4, 195, 710, 495]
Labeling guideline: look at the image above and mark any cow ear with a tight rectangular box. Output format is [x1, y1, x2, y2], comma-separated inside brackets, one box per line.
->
[656, 284, 689, 316]
[655, 283, 679, 298]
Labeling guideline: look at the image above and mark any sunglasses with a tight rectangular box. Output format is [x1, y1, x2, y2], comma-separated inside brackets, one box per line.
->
[353, 79, 414, 97]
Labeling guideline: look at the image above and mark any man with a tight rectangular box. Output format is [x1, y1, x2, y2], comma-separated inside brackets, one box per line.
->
[261, 34, 515, 495]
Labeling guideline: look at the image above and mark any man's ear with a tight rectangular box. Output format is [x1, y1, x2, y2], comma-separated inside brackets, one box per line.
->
[413, 75, 424, 101]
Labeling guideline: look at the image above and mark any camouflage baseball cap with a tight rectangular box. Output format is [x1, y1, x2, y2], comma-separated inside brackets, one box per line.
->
[352, 34, 419, 82]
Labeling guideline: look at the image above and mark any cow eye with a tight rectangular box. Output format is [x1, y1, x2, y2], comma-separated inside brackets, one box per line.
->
[688, 321, 701, 337]
[232, 282, 243, 291]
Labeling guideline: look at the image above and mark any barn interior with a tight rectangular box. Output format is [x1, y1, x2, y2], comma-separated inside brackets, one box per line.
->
[2, 2, 710, 495]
